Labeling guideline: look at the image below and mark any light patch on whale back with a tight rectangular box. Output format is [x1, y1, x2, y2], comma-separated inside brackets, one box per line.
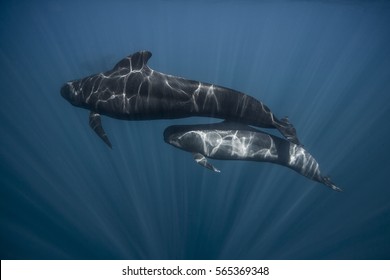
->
[204, 85, 220, 111]
[251, 135, 278, 160]
[289, 145, 320, 178]
[180, 130, 278, 160]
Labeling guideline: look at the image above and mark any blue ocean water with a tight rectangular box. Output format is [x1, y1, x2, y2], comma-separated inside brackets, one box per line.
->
[1, 0, 390, 259]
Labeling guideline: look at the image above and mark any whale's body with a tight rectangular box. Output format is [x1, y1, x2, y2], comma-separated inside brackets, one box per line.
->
[61, 51, 300, 147]
[164, 122, 341, 192]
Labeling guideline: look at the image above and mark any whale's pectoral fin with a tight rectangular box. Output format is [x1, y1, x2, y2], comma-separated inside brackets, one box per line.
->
[89, 111, 112, 148]
[193, 153, 220, 173]
[274, 116, 302, 146]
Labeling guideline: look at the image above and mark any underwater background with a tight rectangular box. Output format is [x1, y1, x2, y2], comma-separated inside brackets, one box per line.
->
[1, 0, 390, 259]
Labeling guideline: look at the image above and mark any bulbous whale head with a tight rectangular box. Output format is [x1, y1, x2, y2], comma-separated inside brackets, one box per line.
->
[163, 125, 204, 153]
[60, 82, 85, 107]
[164, 127, 187, 148]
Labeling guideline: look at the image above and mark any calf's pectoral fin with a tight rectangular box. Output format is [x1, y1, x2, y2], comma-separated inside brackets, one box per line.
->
[89, 111, 112, 148]
[193, 153, 220, 173]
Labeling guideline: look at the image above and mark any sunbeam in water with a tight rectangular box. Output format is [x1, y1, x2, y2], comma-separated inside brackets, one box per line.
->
[1, 0, 390, 259]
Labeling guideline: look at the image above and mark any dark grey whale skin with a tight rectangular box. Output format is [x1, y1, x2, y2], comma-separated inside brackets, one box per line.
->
[164, 122, 342, 192]
[61, 51, 300, 148]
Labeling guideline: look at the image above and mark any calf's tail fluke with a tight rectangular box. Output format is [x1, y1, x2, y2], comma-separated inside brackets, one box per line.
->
[320, 176, 343, 192]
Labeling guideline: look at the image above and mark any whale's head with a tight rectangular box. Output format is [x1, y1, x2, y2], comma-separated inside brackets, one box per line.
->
[164, 125, 205, 153]
[61, 81, 86, 108]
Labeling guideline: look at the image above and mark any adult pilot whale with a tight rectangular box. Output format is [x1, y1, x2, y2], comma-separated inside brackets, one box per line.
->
[61, 50, 300, 148]
[164, 122, 342, 192]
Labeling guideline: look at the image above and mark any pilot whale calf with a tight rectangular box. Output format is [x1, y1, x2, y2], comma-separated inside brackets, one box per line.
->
[61, 51, 300, 148]
[164, 122, 342, 192]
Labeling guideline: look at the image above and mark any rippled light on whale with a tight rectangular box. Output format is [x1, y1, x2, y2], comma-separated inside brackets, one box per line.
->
[61, 51, 300, 148]
[164, 122, 342, 192]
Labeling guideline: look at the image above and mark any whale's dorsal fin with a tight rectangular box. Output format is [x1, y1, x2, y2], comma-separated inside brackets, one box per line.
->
[131, 50, 152, 70]
[113, 51, 152, 71]
[193, 153, 221, 173]
[89, 111, 112, 148]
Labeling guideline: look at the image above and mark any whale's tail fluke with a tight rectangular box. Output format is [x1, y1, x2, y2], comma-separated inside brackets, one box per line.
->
[320, 176, 343, 192]
[274, 116, 301, 146]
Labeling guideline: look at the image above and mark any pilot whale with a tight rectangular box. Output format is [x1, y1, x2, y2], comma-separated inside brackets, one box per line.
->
[61, 50, 300, 148]
[164, 122, 341, 192]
